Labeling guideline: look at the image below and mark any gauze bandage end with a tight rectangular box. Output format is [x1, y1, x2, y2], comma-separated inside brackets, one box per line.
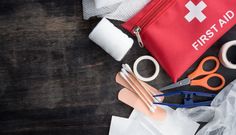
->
[82, 0, 150, 21]
[94, 0, 124, 9]
[89, 18, 133, 61]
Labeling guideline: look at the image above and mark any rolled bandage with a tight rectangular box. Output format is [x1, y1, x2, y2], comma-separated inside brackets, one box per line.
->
[133, 56, 160, 82]
[219, 40, 236, 69]
[89, 18, 133, 61]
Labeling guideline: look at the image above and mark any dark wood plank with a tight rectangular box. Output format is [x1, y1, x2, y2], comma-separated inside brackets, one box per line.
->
[0, 0, 235, 135]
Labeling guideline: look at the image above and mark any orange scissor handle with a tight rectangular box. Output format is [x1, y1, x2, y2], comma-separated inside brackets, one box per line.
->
[188, 56, 220, 80]
[190, 73, 225, 91]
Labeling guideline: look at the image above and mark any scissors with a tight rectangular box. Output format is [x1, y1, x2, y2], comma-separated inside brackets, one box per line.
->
[160, 56, 225, 91]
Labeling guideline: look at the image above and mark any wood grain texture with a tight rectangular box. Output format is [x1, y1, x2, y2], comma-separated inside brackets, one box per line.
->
[0, 0, 236, 135]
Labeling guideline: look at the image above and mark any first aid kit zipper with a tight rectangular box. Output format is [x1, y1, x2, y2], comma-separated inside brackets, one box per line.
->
[133, 0, 175, 47]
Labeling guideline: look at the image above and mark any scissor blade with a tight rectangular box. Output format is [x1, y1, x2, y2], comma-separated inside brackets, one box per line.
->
[159, 78, 190, 91]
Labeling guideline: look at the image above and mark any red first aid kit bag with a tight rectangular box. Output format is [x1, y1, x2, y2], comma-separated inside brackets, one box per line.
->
[122, 0, 236, 82]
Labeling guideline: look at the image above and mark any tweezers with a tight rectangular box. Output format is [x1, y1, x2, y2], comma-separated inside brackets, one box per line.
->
[153, 90, 216, 108]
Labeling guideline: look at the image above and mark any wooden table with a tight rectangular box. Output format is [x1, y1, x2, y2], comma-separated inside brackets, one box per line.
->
[0, 0, 236, 135]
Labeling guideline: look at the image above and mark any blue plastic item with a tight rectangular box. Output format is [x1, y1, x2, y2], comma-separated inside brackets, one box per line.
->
[153, 91, 217, 108]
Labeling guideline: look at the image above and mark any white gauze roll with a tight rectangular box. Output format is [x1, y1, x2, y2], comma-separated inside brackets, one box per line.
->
[89, 18, 133, 61]
[219, 40, 236, 69]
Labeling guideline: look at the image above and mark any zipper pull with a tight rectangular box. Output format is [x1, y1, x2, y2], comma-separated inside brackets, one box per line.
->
[133, 26, 144, 48]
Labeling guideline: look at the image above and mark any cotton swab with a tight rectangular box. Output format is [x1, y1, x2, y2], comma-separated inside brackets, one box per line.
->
[121, 68, 155, 105]
[120, 71, 155, 112]
[122, 64, 161, 103]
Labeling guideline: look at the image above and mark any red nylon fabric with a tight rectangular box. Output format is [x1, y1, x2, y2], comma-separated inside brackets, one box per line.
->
[122, 0, 236, 82]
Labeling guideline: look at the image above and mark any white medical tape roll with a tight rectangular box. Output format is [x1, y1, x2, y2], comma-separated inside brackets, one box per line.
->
[133, 56, 160, 82]
[89, 18, 133, 61]
[219, 40, 236, 69]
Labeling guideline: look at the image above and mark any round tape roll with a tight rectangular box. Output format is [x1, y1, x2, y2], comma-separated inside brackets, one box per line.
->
[133, 55, 160, 82]
[219, 40, 236, 69]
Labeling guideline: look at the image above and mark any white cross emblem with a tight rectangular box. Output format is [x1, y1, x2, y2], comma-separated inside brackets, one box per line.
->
[185, 1, 207, 23]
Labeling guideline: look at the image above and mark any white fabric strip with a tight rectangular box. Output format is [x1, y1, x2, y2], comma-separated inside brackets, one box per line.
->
[94, 0, 124, 9]
[82, 0, 150, 21]
[104, 0, 150, 21]
[82, 0, 119, 20]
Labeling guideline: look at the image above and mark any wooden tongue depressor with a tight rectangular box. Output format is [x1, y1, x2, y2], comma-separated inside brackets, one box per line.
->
[118, 88, 167, 121]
